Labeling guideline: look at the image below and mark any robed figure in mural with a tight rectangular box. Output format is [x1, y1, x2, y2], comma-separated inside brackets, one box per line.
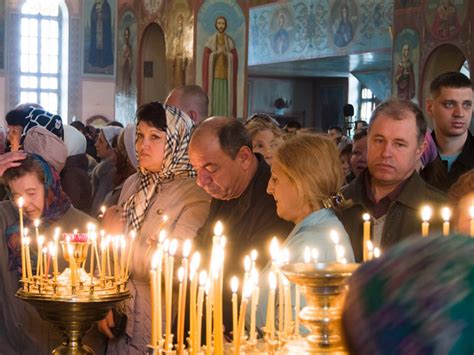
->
[431, 0, 461, 39]
[395, 43, 416, 100]
[121, 27, 132, 93]
[334, 4, 353, 48]
[202, 16, 238, 117]
[89, 0, 114, 68]
[172, 13, 188, 88]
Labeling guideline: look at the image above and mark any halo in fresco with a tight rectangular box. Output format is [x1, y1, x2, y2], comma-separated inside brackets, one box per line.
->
[393, 28, 419, 101]
[425, 0, 467, 40]
[329, 0, 359, 48]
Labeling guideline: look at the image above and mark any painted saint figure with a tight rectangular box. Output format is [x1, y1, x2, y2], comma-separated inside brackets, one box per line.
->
[334, 4, 353, 48]
[172, 13, 187, 88]
[272, 13, 290, 55]
[395, 43, 416, 100]
[431, 0, 461, 39]
[121, 27, 132, 94]
[89, 0, 113, 68]
[202, 16, 238, 117]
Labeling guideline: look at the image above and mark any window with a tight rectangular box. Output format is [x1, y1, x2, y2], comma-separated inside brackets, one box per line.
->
[20, 1, 62, 114]
[360, 87, 376, 121]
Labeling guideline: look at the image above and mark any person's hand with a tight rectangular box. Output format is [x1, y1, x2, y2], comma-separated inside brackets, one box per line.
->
[97, 309, 115, 339]
[101, 205, 124, 234]
[0, 151, 27, 175]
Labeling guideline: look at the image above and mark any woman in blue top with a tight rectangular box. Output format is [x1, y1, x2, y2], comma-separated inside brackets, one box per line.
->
[255, 133, 354, 330]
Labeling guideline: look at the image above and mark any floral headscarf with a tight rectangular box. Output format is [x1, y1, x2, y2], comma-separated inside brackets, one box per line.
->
[5, 154, 71, 273]
[343, 235, 474, 355]
[122, 104, 196, 231]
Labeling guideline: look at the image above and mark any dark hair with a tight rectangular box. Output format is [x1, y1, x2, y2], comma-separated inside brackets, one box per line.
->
[215, 16, 227, 31]
[2, 156, 45, 186]
[136, 102, 167, 131]
[329, 125, 343, 134]
[340, 143, 353, 157]
[113, 131, 135, 187]
[429, 72, 474, 98]
[353, 127, 368, 142]
[369, 99, 427, 144]
[107, 121, 124, 128]
[217, 119, 252, 159]
[286, 120, 302, 130]
[354, 120, 368, 128]
[70, 121, 86, 133]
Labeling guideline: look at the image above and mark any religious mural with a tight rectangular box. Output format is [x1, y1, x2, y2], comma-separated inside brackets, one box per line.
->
[166, 0, 193, 89]
[393, 28, 419, 101]
[425, 0, 467, 40]
[249, 0, 393, 66]
[0, 0, 4, 70]
[83, 0, 116, 76]
[196, 0, 245, 119]
[115, 9, 137, 123]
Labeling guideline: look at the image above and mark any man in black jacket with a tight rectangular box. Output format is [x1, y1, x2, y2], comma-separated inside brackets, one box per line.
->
[421, 72, 474, 192]
[189, 117, 293, 335]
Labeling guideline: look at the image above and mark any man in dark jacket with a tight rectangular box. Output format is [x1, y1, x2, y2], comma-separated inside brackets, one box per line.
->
[189, 117, 293, 335]
[337, 99, 447, 262]
[421, 72, 474, 192]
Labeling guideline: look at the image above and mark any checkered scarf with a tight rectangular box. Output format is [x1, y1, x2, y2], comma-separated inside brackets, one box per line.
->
[122, 104, 196, 231]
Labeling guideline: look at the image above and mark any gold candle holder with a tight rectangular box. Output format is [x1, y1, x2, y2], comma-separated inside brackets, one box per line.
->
[279, 262, 359, 354]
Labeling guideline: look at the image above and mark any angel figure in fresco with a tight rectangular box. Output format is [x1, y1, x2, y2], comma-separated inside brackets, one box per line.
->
[431, 0, 461, 39]
[395, 43, 416, 100]
[202, 16, 238, 117]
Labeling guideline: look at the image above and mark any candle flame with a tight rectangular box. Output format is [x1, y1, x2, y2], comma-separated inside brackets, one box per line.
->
[162, 214, 169, 223]
[304, 246, 311, 263]
[38, 235, 45, 246]
[34, 219, 40, 228]
[270, 237, 279, 261]
[100, 205, 106, 214]
[169, 239, 178, 256]
[244, 255, 251, 272]
[362, 213, 370, 222]
[312, 248, 319, 261]
[130, 230, 137, 240]
[17, 196, 24, 209]
[49, 242, 56, 256]
[231, 276, 239, 293]
[469, 205, 474, 219]
[441, 207, 451, 222]
[250, 249, 258, 261]
[25, 237, 31, 245]
[421, 205, 433, 222]
[163, 239, 170, 252]
[269, 272, 277, 290]
[214, 221, 223, 237]
[42, 246, 48, 254]
[330, 230, 339, 244]
[183, 239, 192, 258]
[158, 229, 167, 243]
[190, 252, 201, 273]
[23, 228, 29, 237]
[178, 266, 184, 282]
[199, 271, 207, 286]
[374, 247, 381, 258]
[367, 240, 374, 251]
[243, 279, 254, 299]
[121, 238, 126, 249]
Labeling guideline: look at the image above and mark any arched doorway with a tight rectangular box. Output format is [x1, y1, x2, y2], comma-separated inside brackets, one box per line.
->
[422, 44, 468, 104]
[138, 23, 167, 105]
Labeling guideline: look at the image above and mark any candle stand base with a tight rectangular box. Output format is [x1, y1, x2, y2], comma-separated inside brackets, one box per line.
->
[279, 263, 359, 355]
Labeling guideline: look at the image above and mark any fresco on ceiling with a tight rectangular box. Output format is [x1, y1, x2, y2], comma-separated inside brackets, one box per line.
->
[142, 0, 165, 19]
[196, 0, 245, 119]
[393, 28, 419, 102]
[83, 0, 116, 76]
[249, 0, 393, 66]
[425, 0, 466, 40]
[0, 0, 4, 70]
[115, 9, 137, 123]
[395, 0, 420, 8]
[166, 0, 193, 88]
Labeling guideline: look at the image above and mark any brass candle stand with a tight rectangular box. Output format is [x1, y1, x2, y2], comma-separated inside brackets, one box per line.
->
[16, 237, 130, 354]
[279, 262, 359, 354]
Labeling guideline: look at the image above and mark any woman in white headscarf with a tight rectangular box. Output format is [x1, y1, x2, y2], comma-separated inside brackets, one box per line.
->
[61, 125, 92, 213]
[100, 102, 210, 353]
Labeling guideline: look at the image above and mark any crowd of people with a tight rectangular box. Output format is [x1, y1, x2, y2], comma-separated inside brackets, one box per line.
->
[0, 72, 473, 354]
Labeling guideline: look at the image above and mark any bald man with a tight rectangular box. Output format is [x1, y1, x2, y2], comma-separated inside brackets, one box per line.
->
[165, 85, 209, 124]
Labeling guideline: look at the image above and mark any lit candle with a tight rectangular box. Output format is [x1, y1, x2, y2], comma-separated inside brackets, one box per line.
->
[196, 271, 206, 353]
[283, 277, 291, 337]
[336, 244, 346, 264]
[165, 239, 178, 350]
[18, 197, 26, 283]
[295, 285, 300, 337]
[249, 269, 259, 342]
[155, 249, 163, 342]
[49, 242, 58, 282]
[177, 266, 185, 354]
[120, 237, 126, 279]
[177, 240, 192, 354]
[231, 276, 239, 344]
[100, 205, 106, 217]
[250, 249, 258, 270]
[267, 237, 279, 329]
[234, 281, 252, 355]
[205, 280, 212, 355]
[42, 247, 48, 287]
[106, 235, 112, 277]
[100, 240, 107, 280]
[267, 272, 277, 340]
[150, 252, 159, 348]
[25, 237, 33, 279]
[374, 247, 381, 258]
[189, 252, 201, 354]
[124, 230, 136, 280]
[53, 228, 60, 278]
[470, 205, 474, 237]
[113, 236, 120, 280]
[441, 207, 451, 237]
[68, 244, 78, 285]
[421, 205, 432, 237]
[36, 234, 44, 278]
[367, 240, 374, 260]
[362, 213, 371, 261]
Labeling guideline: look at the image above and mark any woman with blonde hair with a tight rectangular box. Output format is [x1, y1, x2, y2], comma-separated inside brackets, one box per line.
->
[245, 113, 283, 165]
[267, 132, 354, 262]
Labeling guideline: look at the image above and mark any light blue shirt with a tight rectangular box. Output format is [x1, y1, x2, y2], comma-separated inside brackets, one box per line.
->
[251, 208, 355, 331]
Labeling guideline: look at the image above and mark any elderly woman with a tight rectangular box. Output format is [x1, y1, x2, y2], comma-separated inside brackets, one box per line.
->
[0, 155, 102, 353]
[101, 102, 210, 352]
[255, 133, 355, 330]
